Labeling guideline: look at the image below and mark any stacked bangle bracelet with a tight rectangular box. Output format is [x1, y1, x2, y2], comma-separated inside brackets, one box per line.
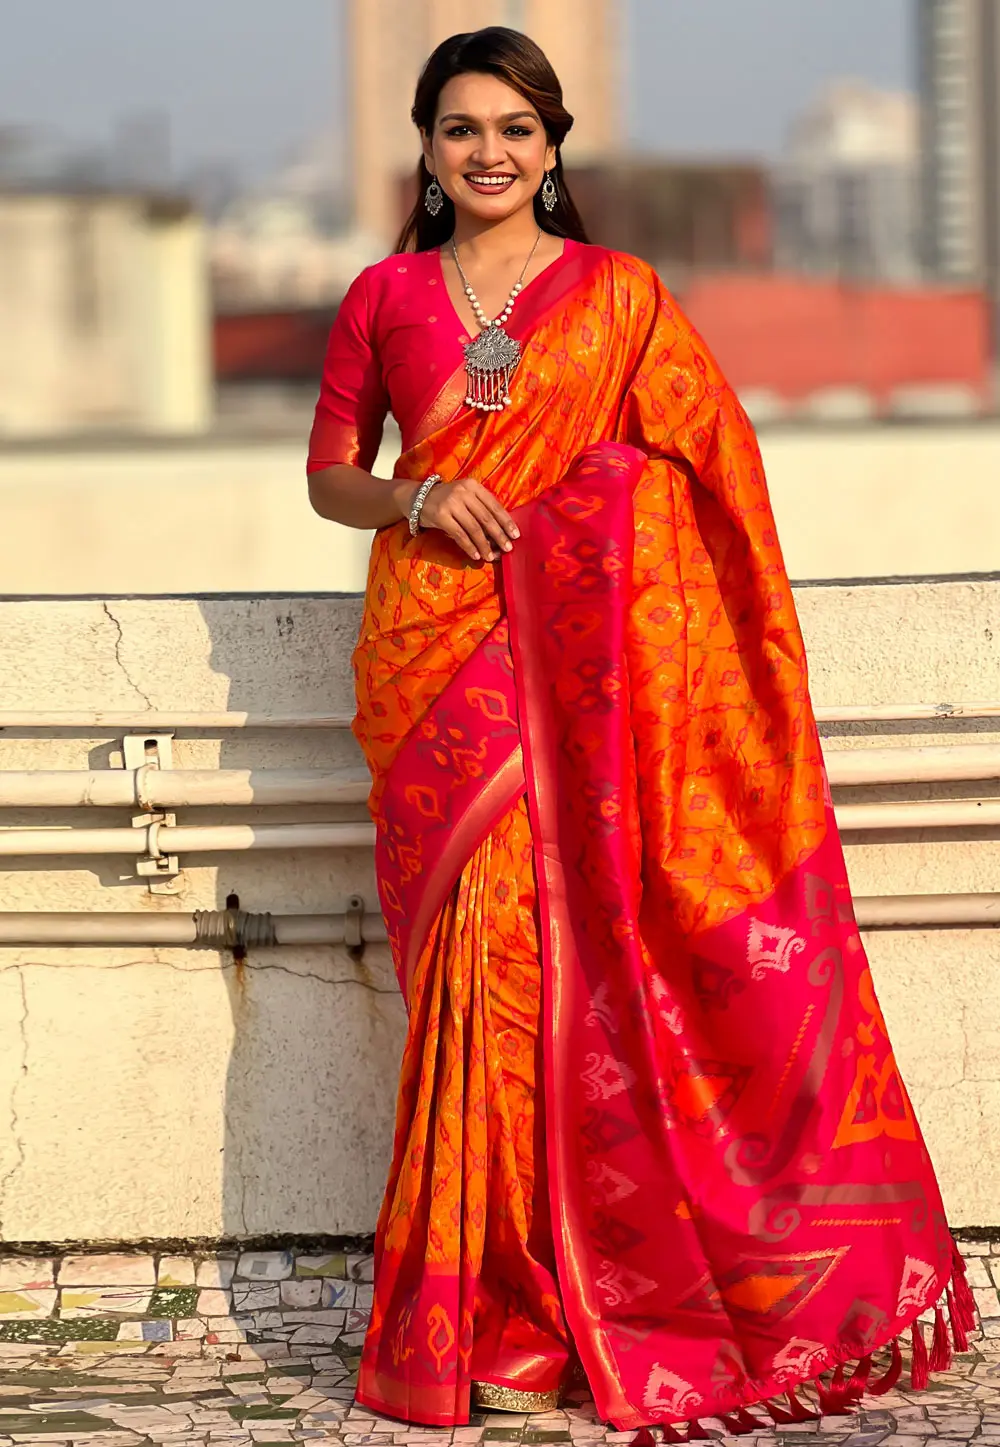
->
[408, 474, 443, 537]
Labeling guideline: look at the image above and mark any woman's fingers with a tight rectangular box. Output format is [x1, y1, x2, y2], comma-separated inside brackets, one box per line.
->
[416, 479, 517, 562]
[478, 489, 520, 541]
[467, 496, 513, 553]
[443, 517, 482, 561]
[452, 502, 496, 562]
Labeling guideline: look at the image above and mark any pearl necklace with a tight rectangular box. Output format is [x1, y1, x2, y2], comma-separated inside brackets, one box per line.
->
[451, 229, 542, 411]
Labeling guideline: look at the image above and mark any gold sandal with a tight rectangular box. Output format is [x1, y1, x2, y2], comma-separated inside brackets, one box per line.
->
[471, 1381, 561, 1413]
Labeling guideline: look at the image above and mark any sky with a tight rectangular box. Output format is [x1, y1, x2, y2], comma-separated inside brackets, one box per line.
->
[0, 0, 913, 180]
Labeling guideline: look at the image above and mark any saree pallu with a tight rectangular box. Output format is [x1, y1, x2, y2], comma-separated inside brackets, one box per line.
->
[351, 248, 965, 1431]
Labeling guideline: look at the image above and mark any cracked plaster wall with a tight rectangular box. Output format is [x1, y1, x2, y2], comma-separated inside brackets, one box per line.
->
[1, 585, 999, 1241]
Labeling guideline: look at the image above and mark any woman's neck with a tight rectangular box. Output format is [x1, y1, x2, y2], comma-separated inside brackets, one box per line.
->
[451, 207, 546, 265]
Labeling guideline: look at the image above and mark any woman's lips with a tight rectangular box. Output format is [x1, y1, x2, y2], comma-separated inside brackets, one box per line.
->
[465, 174, 516, 195]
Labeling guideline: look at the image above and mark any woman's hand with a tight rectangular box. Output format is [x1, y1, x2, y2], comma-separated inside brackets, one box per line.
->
[415, 477, 520, 562]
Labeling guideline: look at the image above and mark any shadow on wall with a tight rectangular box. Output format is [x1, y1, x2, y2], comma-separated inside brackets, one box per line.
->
[195, 594, 405, 1242]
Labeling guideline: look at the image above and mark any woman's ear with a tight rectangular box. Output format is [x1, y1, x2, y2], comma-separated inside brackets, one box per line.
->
[420, 128, 435, 170]
[545, 142, 557, 172]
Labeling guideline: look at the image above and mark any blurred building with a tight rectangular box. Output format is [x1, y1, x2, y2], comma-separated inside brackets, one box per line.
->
[564, 161, 771, 280]
[208, 133, 373, 311]
[773, 82, 919, 281]
[0, 189, 211, 438]
[682, 273, 990, 423]
[347, 0, 622, 243]
[211, 196, 379, 310]
[918, 0, 1000, 310]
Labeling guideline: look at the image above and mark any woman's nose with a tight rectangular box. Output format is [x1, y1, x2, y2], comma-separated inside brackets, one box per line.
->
[470, 130, 508, 168]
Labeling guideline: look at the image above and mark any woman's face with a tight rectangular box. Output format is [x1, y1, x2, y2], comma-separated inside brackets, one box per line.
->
[422, 71, 556, 225]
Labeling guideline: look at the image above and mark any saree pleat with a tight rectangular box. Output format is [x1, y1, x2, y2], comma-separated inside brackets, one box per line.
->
[356, 797, 569, 1426]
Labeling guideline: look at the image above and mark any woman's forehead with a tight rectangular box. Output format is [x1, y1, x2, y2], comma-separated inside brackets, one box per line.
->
[435, 72, 538, 124]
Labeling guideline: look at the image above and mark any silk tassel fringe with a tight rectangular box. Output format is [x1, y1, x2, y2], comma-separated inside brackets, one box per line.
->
[631, 1258, 978, 1444]
[910, 1321, 930, 1392]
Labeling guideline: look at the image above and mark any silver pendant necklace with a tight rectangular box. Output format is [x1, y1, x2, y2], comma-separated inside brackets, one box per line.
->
[451, 229, 542, 411]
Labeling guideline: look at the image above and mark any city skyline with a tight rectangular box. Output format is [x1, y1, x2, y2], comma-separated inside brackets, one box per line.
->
[1, 0, 912, 184]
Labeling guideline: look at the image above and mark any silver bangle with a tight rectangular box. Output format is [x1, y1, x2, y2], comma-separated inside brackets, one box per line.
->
[408, 473, 442, 537]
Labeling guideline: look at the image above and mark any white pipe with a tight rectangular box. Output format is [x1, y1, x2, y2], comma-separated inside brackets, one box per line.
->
[823, 743, 1000, 786]
[0, 768, 371, 809]
[835, 798, 1000, 831]
[0, 822, 377, 856]
[2, 797, 1000, 857]
[0, 912, 388, 945]
[0, 711, 354, 731]
[2, 747, 999, 810]
[853, 894, 1000, 927]
[2, 703, 1000, 730]
[0, 897, 996, 945]
[815, 702, 1000, 723]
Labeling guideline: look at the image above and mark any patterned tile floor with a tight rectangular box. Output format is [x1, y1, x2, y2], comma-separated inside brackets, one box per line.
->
[2, 1341, 1000, 1447]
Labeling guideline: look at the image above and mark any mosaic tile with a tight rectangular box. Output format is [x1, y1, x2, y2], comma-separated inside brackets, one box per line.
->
[115, 1324, 172, 1344]
[157, 1262, 197, 1289]
[0, 1320, 127, 1345]
[197, 1263, 237, 1291]
[343, 1259, 373, 1285]
[0, 1294, 58, 1320]
[176, 1322, 208, 1342]
[195, 1290, 234, 1318]
[61, 1293, 153, 1319]
[150, 1291, 201, 1321]
[278, 1285, 321, 1311]
[294, 1258, 347, 1282]
[56, 1260, 156, 1290]
[236, 1258, 294, 1285]
[318, 1283, 354, 1311]
[0, 1265, 55, 1293]
[233, 1291, 281, 1314]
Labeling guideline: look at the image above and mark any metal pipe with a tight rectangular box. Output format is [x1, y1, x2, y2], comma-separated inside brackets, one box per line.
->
[3, 747, 1000, 810]
[0, 911, 389, 945]
[4, 796, 1000, 857]
[1, 897, 997, 945]
[0, 768, 371, 809]
[0, 822, 377, 856]
[853, 894, 1000, 927]
[815, 703, 1000, 724]
[0, 711, 354, 731]
[823, 743, 1000, 786]
[3, 703, 1000, 731]
[836, 798, 1000, 831]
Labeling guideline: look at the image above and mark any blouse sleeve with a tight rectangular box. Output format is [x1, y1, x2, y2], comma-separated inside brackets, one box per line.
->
[307, 269, 389, 475]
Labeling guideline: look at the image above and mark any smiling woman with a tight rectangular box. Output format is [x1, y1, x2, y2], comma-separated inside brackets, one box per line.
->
[303, 22, 963, 1442]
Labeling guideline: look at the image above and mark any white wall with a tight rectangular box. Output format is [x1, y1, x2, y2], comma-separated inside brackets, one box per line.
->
[0, 422, 997, 595]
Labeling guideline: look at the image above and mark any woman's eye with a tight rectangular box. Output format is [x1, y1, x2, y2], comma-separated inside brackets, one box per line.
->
[506, 127, 532, 137]
[445, 126, 473, 137]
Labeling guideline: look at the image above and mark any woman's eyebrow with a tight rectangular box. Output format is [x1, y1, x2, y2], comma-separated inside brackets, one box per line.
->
[438, 110, 538, 124]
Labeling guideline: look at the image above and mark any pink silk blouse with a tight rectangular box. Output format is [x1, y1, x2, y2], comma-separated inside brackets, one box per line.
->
[307, 241, 580, 474]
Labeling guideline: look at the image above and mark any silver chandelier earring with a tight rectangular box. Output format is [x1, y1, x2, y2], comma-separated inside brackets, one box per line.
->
[541, 170, 557, 213]
[425, 176, 444, 216]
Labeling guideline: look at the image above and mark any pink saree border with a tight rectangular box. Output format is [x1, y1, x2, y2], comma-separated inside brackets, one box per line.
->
[374, 617, 524, 1000]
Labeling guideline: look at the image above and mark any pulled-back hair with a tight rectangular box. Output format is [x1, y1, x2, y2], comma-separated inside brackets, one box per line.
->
[395, 26, 591, 252]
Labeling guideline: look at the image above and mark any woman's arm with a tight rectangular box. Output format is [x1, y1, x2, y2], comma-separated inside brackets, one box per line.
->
[308, 464, 417, 530]
[308, 465, 519, 563]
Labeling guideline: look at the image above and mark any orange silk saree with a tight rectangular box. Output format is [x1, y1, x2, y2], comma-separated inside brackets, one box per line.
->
[345, 246, 966, 1432]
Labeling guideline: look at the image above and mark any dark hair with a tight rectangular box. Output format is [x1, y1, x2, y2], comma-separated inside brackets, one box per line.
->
[395, 26, 591, 253]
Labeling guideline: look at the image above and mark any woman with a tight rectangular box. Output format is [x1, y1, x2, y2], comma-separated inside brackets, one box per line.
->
[307, 26, 970, 1437]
